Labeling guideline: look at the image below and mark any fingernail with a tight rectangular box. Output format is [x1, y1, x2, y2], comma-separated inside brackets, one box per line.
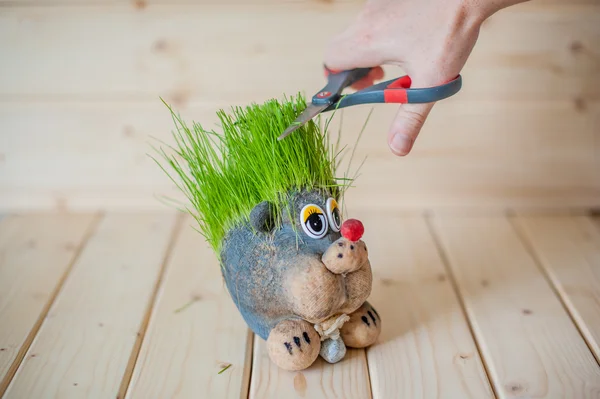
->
[390, 133, 413, 155]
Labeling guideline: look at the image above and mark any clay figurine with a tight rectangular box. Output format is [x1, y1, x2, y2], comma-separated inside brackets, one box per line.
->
[154, 95, 381, 371]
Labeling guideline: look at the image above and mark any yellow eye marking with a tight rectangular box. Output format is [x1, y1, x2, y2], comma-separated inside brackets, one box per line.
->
[302, 205, 323, 223]
[329, 199, 338, 211]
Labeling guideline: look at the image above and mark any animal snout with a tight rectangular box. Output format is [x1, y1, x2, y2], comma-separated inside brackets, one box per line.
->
[322, 219, 368, 274]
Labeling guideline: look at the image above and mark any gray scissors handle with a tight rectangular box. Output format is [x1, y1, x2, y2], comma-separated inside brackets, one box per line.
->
[324, 74, 463, 111]
[311, 67, 373, 106]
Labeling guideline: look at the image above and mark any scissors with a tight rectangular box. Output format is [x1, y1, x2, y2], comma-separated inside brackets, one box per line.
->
[278, 66, 462, 140]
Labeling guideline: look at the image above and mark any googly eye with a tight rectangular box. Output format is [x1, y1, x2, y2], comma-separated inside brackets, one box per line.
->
[300, 204, 328, 239]
[326, 197, 342, 232]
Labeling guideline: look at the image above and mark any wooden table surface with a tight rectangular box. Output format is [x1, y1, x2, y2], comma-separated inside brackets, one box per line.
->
[1, 211, 599, 398]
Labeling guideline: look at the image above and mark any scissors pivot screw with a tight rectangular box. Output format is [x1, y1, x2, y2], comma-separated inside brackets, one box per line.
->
[316, 91, 331, 98]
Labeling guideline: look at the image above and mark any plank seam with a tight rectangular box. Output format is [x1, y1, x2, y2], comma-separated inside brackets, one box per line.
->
[508, 215, 600, 367]
[116, 211, 184, 399]
[424, 215, 499, 399]
[0, 211, 104, 398]
[248, 334, 260, 399]
[362, 348, 374, 399]
[241, 329, 254, 399]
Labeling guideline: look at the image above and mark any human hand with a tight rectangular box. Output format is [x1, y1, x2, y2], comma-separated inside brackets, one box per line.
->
[325, 0, 527, 156]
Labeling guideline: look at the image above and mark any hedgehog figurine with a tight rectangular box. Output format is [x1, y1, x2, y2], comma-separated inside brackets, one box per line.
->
[155, 95, 381, 371]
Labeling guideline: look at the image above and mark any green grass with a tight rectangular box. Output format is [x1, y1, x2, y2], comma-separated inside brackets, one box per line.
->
[151, 94, 365, 255]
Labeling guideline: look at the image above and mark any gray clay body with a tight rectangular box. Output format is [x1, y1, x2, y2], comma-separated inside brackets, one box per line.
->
[220, 189, 367, 340]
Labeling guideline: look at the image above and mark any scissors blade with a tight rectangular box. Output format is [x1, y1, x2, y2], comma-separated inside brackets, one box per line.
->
[278, 103, 329, 141]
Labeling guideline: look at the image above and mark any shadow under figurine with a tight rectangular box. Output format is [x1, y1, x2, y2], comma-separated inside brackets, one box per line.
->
[155, 95, 381, 371]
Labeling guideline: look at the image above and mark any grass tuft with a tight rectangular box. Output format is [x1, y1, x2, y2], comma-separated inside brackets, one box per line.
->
[151, 93, 363, 256]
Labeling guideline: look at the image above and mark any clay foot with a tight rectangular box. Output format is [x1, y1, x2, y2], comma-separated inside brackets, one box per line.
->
[267, 319, 321, 371]
[320, 336, 346, 364]
[340, 301, 381, 348]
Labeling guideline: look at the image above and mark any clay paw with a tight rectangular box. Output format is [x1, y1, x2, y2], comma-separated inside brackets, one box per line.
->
[340, 302, 381, 348]
[267, 319, 321, 371]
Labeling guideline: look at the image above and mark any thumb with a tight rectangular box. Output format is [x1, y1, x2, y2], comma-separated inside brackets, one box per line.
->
[386, 69, 444, 156]
[387, 101, 435, 156]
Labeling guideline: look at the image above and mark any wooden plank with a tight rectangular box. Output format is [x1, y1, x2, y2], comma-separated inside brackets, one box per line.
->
[125, 218, 253, 399]
[2, 212, 179, 399]
[0, 5, 597, 102]
[0, 212, 97, 395]
[1, 101, 598, 212]
[513, 215, 600, 363]
[351, 211, 494, 398]
[431, 216, 600, 398]
[249, 337, 371, 399]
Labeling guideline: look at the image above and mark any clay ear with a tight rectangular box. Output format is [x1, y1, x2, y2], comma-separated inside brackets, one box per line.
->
[250, 201, 277, 233]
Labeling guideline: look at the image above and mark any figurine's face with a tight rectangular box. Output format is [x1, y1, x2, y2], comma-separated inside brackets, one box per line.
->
[284, 190, 371, 321]
[249, 189, 368, 255]
[246, 189, 372, 323]
[284, 190, 343, 255]
[298, 197, 342, 239]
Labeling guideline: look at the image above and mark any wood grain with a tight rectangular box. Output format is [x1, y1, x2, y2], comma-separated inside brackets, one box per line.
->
[1, 101, 598, 212]
[0, 1, 598, 211]
[0, 4, 597, 102]
[125, 218, 253, 399]
[250, 336, 371, 399]
[0, 213, 97, 395]
[2, 212, 178, 399]
[352, 211, 494, 398]
[513, 215, 600, 363]
[431, 216, 600, 398]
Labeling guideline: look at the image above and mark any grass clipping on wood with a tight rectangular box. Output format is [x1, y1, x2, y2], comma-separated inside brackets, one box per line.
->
[152, 94, 366, 255]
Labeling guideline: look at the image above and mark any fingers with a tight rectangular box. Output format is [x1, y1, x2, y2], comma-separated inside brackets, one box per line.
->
[325, 37, 386, 72]
[388, 102, 435, 156]
[323, 17, 439, 157]
[324, 32, 386, 90]
[351, 67, 385, 90]
[324, 20, 389, 72]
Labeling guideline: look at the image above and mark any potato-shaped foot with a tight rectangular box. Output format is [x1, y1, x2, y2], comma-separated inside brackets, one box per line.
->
[340, 302, 381, 348]
[267, 319, 321, 371]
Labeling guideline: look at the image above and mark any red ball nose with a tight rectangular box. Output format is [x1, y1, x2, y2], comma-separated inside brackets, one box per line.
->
[340, 219, 364, 242]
